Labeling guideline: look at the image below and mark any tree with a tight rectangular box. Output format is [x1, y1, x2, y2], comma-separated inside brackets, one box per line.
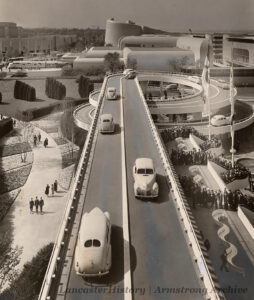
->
[2, 243, 54, 300]
[104, 52, 123, 73]
[0, 231, 23, 293]
[127, 58, 137, 70]
[15, 110, 34, 163]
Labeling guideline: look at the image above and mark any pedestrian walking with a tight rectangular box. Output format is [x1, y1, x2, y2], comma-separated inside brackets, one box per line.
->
[220, 250, 229, 272]
[44, 137, 48, 148]
[38, 132, 41, 143]
[29, 198, 34, 213]
[39, 197, 44, 214]
[35, 197, 39, 214]
[51, 184, 54, 196]
[54, 180, 58, 192]
[33, 135, 37, 147]
[45, 184, 50, 197]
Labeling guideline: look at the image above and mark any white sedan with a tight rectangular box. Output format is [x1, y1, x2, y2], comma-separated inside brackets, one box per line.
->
[133, 158, 159, 198]
[100, 114, 115, 133]
[123, 68, 136, 79]
[75, 207, 112, 277]
[211, 115, 229, 127]
[106, 87, 117, 100]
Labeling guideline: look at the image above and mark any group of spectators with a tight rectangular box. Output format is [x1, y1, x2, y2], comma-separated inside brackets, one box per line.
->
[179, 175, 254, 212]
[161, 125, 221, 152]
[171, 148, 208, 165]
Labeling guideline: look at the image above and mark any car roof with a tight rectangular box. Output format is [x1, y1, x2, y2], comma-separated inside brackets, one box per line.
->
[101, 113, 113, 120]
[107, 87, 116, 91]
[135, 157, 154, 169]
[213, 115, 225, 119]
[80, 207, 109, 241]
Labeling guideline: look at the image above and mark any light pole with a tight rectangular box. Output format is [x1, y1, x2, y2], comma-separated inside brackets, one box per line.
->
[229, 64, 236, 168]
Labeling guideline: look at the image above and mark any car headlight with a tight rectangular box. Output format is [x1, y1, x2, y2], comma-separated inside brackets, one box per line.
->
[152, 182, 159, 194]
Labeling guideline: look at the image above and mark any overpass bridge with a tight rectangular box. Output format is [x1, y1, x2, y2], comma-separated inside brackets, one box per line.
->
[39, 74, 223, 300]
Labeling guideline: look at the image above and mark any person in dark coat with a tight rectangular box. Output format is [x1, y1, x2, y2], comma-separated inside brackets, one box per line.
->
[45, 184, 50, 197]
[39, 197, 44, 214]
[51, 184, 54, 196]
[44, 138, 48, 148]
[54, 180, 58, 193]
[38, 132, 41, 143]
[35, 197, 39, 214]
[33, 135, 37, 147]
[29, 198, 34, 213]
[220, 250, 229, 272]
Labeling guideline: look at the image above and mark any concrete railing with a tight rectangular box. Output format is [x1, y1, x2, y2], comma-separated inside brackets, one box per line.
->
[73, 103, 92, 131]
[89, 89, 101, 107]
[135, 77, 223, 300]
[207, 160, 228, 193]
[238, 206, 254, 240]
[38, 76, 109, 300]
[189, 134, 202, 151]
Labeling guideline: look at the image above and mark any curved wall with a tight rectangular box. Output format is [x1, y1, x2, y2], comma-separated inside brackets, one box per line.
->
[119, 35, 178, 49]
[105, 19, 142, 47]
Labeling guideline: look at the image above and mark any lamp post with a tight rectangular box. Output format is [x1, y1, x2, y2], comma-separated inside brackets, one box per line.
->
[229, 64, 236, 168]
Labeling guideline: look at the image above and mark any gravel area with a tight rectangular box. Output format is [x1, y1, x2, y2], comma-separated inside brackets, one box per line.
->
[0, 142, 32, 157]
[58, 143, 79, 154]
[0, 164, 32, 194]
[58, 164, 75, 190]
[62, 150, 79, 168]
[0, 188, 20, 222]
[54, 137, 68, 146]
[0, 152, 33, 171]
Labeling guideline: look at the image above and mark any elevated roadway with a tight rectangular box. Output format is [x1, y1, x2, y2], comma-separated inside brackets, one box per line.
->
[40, 74, 222, 300]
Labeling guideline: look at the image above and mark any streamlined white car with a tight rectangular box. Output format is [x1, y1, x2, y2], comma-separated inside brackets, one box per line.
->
[211, 115, 229, 127]
[123, 68, 136, 79]
[100, 114, 115, 133]
[133, 158, 159, 198]
[106, 87, 117, 100]
[75, 207, 112, 277]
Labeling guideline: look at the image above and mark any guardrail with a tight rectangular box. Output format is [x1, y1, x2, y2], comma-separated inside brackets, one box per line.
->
[38, 76, 109, 300]
[89, 89, 101, 107]
[73, 103, 92, 131]
[135, 77, 224, 300]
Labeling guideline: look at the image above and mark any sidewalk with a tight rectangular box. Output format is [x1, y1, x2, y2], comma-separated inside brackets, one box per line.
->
[0, 126, 72, 270]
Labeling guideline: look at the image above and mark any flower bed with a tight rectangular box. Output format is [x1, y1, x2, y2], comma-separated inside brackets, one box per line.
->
[0, 142, 32, 157]
[58, 164, 75, 190]
[0, 164, 32, 194]
[0, 152, 33, 171]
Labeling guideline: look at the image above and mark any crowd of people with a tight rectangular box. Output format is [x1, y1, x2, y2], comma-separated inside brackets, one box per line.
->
[179, 175, 254, 212]
[33, 132, 48, 148]
[171, 148, 208, 165]
[160, 125, 221, 151]
[44, 180, 58, 197]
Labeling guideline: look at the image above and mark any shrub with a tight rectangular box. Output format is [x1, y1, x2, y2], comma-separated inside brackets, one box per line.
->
[78, 75, 89, 98]
[45, 77, 66, 100]
[0, 91, 2, 102]
[0, 117, 13, 138]
[14, 80, 36, 101]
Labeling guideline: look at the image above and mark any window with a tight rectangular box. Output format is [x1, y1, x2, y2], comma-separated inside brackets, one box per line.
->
[146, 169, 154, 175]
[84, 240, 92, 247]
[137, 168, 146, 174]
[103, 119, 110, 123]
[93, 240, 101, 247]
[233, 48, 249, 63]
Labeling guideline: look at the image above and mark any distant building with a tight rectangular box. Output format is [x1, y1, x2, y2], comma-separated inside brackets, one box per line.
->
[0, 22, 77, 59]
[223, 35, 254, 67]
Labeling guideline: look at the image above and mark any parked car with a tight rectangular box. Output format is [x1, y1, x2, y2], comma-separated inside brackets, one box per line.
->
[11, 70, 27, 77]
[75, 207, 112, 277]
[211, 115, 229, 127]
[123, 68, 136, 79]
[100, 114, 115, 133]
[106, 87, 117, 100]
[133, 158, 159, 198]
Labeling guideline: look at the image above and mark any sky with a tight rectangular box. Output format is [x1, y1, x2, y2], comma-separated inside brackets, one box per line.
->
[0, 0, 254, 32]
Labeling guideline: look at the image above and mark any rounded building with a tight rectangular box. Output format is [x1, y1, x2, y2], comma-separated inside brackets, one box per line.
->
[105, 18, 142, 47]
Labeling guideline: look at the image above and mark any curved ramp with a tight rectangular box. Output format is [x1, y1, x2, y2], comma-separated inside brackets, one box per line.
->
[212, 209, 245, 276]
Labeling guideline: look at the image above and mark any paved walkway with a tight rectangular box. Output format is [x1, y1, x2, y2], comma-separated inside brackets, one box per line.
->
[0, 126, 72, 270]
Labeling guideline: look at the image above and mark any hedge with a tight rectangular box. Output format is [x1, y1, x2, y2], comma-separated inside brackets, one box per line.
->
[45, 77, 66, 100]
[78, 75, 94, 98]
[0, 117, 13, 138]
[14, 80, 36, 101]
[0, 91, 2, 102]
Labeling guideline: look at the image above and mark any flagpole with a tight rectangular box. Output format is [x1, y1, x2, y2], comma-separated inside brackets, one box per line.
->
[208, 66, 211, 141]
[229, 52, 235, 168]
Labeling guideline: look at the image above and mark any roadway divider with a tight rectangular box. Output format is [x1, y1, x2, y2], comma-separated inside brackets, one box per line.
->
[38, 75, 109, 300]
[89, 89, 101, 107]
[135, 77, 225, 300]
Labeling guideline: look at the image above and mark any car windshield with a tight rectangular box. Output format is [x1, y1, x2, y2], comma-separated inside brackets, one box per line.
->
[84, 239, 92, 247]
[103, 119, 110, 122]
[84, 239, 101, 248]
[137, 168, 153, 174]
